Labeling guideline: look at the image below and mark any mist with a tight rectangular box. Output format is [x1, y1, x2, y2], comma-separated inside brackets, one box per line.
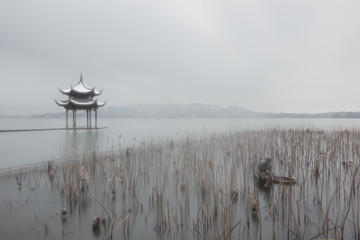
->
[1, 0, 360, 115]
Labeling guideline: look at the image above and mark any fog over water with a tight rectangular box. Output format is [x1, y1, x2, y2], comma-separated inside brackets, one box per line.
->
[1, 1, 360, 115]
[1, 117, 360, 169]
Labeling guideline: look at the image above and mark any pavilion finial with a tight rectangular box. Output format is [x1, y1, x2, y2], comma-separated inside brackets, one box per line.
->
[80, 73, 83, 82]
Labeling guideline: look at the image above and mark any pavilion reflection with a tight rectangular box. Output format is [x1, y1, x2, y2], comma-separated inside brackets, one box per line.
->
[61, 129, 101, 161]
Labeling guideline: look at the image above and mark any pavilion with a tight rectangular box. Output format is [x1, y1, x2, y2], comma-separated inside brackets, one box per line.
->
[55, 74, 105, 128]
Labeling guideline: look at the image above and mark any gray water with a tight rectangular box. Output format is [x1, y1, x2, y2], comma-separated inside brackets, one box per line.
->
[1, 117, 360, 169]
[1, 117, 360, 239]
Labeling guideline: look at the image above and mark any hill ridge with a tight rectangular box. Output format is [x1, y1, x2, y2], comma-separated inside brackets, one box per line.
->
[27, 103, 360, 119]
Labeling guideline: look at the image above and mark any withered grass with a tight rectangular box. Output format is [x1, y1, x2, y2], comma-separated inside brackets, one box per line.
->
[5, 128, 360, 239]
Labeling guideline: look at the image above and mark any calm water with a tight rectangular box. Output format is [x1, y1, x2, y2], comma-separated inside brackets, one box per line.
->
[1, 117, 360, 169]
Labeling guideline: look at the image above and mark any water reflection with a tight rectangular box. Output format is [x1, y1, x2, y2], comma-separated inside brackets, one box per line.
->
[2, 117, 360, 169]
[61, 129, 101, 161]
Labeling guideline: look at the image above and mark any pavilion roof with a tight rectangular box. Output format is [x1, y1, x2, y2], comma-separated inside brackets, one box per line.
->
[55, 99, 106, 109]
[60, 74, 102, 96]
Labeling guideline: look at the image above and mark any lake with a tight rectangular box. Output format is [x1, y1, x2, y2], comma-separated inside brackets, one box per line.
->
[1, 117, 360, 169]
[1, 117, 360, 239]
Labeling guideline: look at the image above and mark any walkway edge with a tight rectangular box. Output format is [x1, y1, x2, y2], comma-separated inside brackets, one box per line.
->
[0, 127, 108, 133]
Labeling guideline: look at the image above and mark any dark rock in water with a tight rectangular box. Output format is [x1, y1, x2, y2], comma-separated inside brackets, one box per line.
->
[61, 208, 67, 216]
[92, 217, 100, 232]
[61, 208, 67, 222]
[101, 218, 106, 226]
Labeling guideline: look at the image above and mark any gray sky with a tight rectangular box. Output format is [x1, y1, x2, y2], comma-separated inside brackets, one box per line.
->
[1, 0, 360, 115]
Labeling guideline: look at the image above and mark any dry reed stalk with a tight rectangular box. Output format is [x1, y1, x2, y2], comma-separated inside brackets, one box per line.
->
[106, 216, 129, 240]
[25, 127, 358, 239]
[340, 166, 360, 239]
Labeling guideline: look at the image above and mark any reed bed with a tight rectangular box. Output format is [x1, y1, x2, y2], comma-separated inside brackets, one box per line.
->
[2, 127, 360, 239]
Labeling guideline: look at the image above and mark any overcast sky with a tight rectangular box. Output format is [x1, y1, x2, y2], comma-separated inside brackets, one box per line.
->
[1, 0, 360, 115]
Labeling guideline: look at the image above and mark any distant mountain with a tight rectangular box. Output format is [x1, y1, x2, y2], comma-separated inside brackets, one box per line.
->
[262, 111, 360, 118]
[29, 103, 360, 118]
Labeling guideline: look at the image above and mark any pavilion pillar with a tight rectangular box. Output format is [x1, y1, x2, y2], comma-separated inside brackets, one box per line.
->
[95, 109, 98, 128]
[89, 109, 92, 128]
[65, 109, 69, 128]
[73, 109, 76, 128]
[86, 109, 89, 127]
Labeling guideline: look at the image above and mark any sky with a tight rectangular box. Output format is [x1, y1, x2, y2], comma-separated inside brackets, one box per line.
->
[1, 0, 360, 115]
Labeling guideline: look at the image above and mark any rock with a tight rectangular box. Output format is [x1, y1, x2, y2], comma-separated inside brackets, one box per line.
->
[92, 217, 100, 231]
[61, 208, 67, 216]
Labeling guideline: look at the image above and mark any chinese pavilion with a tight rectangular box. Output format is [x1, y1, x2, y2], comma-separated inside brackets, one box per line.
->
[55, 74, 105, 128]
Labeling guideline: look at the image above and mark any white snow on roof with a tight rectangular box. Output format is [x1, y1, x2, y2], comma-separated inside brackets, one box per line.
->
[60, 88, 72, 94]
[94, 89, 102, 95]
[55, 99, 105, 108]
[59, 75, 102, 95]
[70, 99, 96, 106]
[72, 80, 93, 94]
[55, 98, 105, 108]
[97, 101, 106, 107]
[55, 100, 69, 106]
